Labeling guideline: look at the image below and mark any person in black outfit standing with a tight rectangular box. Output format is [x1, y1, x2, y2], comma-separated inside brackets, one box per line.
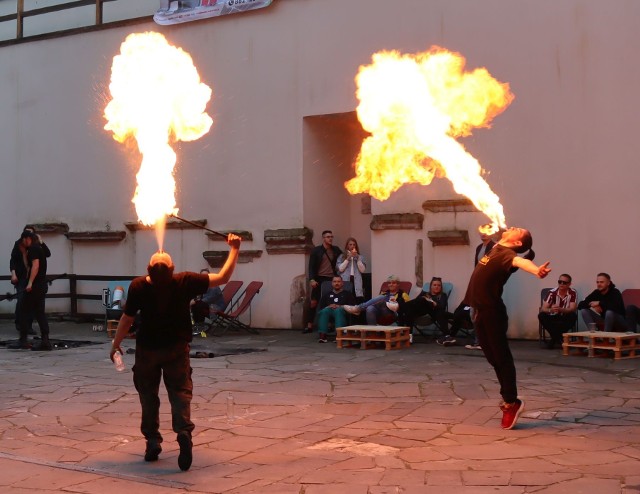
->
[304, 230, 342, 333]
[9, 230, 52, 350]
[464, 227, 550, 430]
[9, 225, 51, 336]
[110, 234, 241, 471]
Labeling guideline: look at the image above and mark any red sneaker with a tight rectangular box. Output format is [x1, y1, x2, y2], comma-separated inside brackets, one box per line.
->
[500, 398, 524, 429]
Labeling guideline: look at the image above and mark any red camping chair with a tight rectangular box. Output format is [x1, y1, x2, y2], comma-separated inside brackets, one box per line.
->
[211, 281, 263, 335]
[193, 280, 244, 335]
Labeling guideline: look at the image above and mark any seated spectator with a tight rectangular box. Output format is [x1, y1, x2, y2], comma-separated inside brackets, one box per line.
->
[538, 273, 578, 349]
[438, 301, 474, 347]
[190, 268, 225, 324]
[316, 276, 355, 343]
[577, 272, 627, 332]
[336, 237, 367, 303]
[344, 275, 410, 325]
[394, 277, 449, 342]
[626, 304, 640, 333]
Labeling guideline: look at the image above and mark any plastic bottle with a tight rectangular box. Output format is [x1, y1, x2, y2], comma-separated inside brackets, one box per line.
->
[226, 392, 235, 421]
[113, 352, 125, 372]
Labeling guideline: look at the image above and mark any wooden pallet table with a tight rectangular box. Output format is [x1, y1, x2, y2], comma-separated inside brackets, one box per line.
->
[336, 325, 411, 350]
[562, 331, 640, 360]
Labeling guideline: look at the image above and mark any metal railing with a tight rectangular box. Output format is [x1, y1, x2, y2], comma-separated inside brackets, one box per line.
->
[0, 273, 137, 321]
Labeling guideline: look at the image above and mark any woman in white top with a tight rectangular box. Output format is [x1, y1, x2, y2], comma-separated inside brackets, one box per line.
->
[336, 237, 367, 302]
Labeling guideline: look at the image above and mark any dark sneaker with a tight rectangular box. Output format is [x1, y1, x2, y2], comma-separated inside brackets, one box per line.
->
[177, 433, 193, 471]
[318, 333, 327, 343]
[7, 341, 31, 350]
[31, 341, 52, 351]
[500, 398, 524, 430]
[302, 327, 313, 334]
[144, 441, 162, 462]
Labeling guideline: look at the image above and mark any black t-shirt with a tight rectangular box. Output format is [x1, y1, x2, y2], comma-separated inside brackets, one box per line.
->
[464, 244, 516, 311]
[318, 289, 355, 310]
[125, 272, 209, 348]
[27, 243, 48, 285]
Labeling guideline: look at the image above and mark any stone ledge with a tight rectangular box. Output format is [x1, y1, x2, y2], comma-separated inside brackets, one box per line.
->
[422, 199, 478, 213]
[264, 227, 313, 255]
[65, 231, 127, 242]
[30, 223, 70, 234]
[206, 230, 253, 241]
[370, 213, 424, 231]
[203, 250, 262, 268]
[427, 230, 470, 246]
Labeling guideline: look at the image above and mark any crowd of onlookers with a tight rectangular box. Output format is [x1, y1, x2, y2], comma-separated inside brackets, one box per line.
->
[303, 229, 640, 348]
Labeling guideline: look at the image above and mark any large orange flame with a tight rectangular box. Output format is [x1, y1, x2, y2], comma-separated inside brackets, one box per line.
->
[346, 47, 514, 233]
[104, 32, 213, 248]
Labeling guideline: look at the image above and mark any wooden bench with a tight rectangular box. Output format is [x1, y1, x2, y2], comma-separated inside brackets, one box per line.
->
[562, 331, 640, 360]
[336, 325, 411, 350]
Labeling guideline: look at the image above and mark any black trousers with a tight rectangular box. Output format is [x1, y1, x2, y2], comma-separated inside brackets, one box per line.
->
[133, 343, 194, 444]
[473, 306, 518, 404]
[398, 297, 449, 329]
[19, 282, 49, 343]
[538, 312, 577, 342]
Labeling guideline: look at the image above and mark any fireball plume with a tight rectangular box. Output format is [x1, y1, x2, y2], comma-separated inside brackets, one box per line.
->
[104, 32, 213, 249]
[346, 47, 514, 233]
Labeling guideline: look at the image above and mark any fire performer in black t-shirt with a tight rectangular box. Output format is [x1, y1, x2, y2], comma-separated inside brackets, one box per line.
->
[464, 227, 550, 430]
[110, 234, 241, 471]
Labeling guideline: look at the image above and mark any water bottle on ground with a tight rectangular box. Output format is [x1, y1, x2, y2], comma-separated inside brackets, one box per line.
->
[226, 392, 235, 421]
[113, 351, 125, 372]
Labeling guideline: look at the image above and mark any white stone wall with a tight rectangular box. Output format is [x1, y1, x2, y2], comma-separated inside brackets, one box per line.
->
[1, 0, 639, 335]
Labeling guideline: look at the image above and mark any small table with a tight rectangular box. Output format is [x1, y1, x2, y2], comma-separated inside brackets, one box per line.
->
[562, 331, 640, 360]
[336, 325, 411, 350]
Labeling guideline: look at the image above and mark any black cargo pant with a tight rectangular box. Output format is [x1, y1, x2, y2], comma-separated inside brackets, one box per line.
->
[133, 342, 194, 444]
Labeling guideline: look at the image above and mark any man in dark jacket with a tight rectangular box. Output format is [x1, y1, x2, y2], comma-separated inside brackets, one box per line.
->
[305, 230, 342, 333]
[578, 273, 627, 332]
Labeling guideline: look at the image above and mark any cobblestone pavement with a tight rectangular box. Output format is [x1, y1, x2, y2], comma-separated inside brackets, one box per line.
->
[1, 321, 639, 493]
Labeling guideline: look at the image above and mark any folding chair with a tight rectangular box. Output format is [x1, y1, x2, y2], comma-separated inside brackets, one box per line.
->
[193, 280, 243, 335]
[210, 281, 263, 335]
[538, 288, 553, 344]
[412, 281, 453, 338]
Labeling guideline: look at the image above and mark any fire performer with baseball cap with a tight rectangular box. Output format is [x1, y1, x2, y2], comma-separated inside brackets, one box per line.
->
[463, 227, 550, 430]
[110, 233, 241, 471]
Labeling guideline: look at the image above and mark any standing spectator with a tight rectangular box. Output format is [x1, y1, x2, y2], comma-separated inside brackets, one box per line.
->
[464, 227, 550, 429]
[8, 231, 52, 350]
[538, 273, 578, 349]
[578, 273, 627, 332]
[475, 231, 496, 266]
[305, 230, 342, 333]
[9, 225, 51, 336]
[316, 276, 355, 343]
[110, 234, 241, 471]
[336, 237, 367, 303]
